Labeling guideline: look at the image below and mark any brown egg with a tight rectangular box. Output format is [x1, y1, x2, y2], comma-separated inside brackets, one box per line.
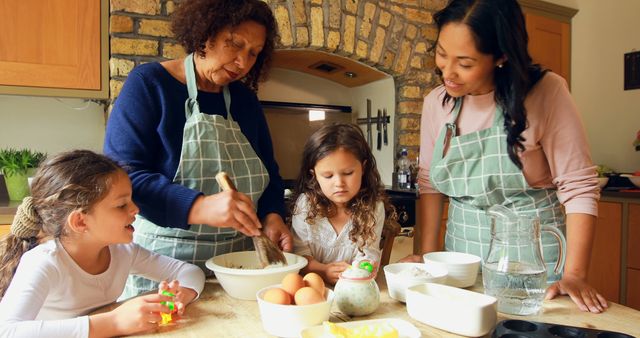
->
[303, 272, 326, 298]
[263, 287, 292, 305]
[281, 272, 305, 297]
[294, 286, 324, 305]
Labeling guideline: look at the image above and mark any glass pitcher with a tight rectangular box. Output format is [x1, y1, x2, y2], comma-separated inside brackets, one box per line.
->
[482, 205, 566, 315]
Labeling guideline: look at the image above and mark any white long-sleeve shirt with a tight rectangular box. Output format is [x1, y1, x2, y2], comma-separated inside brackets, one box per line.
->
[0, 239, 205, 338]
[292, 194, 385, 264]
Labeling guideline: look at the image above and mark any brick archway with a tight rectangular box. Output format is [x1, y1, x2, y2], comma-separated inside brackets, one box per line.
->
[108, 0, 445, 159]
[264, 0, 444, 158]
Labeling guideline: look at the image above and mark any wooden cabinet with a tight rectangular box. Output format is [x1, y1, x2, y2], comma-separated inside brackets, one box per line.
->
[587, 202, 622, 303]
[627, 203, 640, 269]
[627, 203, 640, 310]
[589, 199, 640, 310]
[519, 0, 577, 85]
[0, 0, 108, 99]
[0, 224, 10, 237]
[627, 268, 640, 310]
[525, 13, 571, 83]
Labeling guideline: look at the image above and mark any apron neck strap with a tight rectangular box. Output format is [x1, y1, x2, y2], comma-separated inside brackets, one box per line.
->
[183, 53, 233, 120]
[492, 104, 504, 127]
[184, 53, 200, 118]
[222, 86, 233, 122]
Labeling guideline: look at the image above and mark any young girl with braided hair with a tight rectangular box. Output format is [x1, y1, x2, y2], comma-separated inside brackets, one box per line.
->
[0, 150, 205, 337]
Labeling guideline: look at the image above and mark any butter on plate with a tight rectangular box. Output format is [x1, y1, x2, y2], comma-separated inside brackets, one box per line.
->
[300, 318, 420, 338]
[322, 321, 398, 338]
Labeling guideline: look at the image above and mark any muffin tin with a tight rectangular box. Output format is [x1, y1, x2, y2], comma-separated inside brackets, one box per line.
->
[492, 319, 635, 338]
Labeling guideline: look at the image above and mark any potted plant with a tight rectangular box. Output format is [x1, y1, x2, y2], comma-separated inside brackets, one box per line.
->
[0, 148, 47, 201]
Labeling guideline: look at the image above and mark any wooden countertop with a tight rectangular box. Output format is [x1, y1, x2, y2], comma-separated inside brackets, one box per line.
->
[127, 277, 640, 338]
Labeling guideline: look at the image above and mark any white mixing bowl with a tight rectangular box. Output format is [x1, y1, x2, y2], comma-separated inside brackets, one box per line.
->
[423, 251, 481, 288]
[205, 251, 308, 300]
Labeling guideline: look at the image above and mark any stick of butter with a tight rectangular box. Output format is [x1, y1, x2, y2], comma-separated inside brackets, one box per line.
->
[322, 321, 399, 338]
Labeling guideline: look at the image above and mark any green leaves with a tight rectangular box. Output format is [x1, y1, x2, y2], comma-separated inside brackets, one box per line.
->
[595, 164, 616, 178]
[0, 148, 47, 176]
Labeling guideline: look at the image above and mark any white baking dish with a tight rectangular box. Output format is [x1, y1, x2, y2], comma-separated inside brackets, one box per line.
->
[406, 282, 497, 337]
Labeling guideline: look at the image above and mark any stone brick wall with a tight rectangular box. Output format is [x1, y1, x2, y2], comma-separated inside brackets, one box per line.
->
[109, 0, 447, 160]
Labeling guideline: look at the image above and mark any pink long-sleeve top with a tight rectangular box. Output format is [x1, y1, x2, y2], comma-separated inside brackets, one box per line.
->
[418, 72, 600, 216]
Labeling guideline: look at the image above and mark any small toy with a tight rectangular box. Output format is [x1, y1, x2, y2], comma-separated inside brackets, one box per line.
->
[351, 260, 375, 274]
[358, 261, 374, 273]
[159, 290, 177, 325]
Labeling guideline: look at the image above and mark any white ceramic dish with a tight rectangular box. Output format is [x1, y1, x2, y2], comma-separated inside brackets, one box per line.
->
[256, 285, 334, 338]
[423, 251, 481, 288]
[383, 262, 448, 302]
[622, 174, 640, 188]
[205, 251, 307, 300]
[299, 318, 421, 338]
[597, 177, 609, 189]
[406, 283, 497, 337]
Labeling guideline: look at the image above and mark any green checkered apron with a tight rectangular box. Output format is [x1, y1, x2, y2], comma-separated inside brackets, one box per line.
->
[122, 53, 269, 297]
[429, 98, 565, 282]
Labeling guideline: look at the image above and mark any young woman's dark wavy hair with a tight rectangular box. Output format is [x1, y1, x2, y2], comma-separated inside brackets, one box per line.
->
[290, 123, 395, 252]
[171, 0, 278, 92]
[433, 0, 548, 168]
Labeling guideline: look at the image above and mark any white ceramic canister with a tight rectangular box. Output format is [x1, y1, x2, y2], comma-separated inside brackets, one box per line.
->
[334, 261, 380, 316]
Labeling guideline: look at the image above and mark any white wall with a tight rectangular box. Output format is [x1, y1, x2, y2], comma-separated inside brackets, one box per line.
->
[569, 0, 640, 173]
[349, 77, 396, 186]
[258, 68, 396, 185]
[539, 0, 639, 173]
[258, 68, 353, 105]
[0, 95, 105, 155]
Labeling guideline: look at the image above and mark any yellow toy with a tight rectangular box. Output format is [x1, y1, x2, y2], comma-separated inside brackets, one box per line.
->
[159, 290, 177, 325]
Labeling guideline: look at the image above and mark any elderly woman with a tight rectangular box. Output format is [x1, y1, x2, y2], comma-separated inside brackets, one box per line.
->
[104, 0, 291, 297]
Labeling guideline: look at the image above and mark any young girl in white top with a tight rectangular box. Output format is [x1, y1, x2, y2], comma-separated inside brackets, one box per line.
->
[290, 123, 394, 284]
[0, 150, 205, 337]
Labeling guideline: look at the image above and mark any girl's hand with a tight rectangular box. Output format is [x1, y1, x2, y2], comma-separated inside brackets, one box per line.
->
[158, 280, 198, 315]
[262, 213, 293, 252]
[398, 254, 423, 263]
[545, 274, 608, 313]
[323, 262, 351, 284]
[108, 293, 172, 335]
[188, 192, 262, 237]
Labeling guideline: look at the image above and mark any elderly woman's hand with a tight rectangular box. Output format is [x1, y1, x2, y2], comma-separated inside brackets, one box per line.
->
[261, 213, 293, 252]
[188, 192, 262, 237]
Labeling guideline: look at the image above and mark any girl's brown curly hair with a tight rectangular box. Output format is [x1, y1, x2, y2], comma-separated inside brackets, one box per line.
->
[171, 0, 279, 92]
[290, 123, 396, 253]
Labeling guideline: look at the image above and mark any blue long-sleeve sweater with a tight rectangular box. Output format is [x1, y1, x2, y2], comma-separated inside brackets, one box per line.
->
[104, 62, 285, 229]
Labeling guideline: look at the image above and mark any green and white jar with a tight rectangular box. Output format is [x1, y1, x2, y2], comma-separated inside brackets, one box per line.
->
[334, 262, 380, 316]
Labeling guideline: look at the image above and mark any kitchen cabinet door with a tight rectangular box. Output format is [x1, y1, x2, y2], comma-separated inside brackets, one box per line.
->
[627, 268, 640, 311]
[0, 224, 10, 238]
[0, 0, 107, 98]
[587, 202, 622, 303]
[525, 12, 571, 84]
[627, 203, 640, 269]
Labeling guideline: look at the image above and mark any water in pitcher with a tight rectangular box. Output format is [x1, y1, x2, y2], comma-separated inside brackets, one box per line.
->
[483, 262, 547, 315]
